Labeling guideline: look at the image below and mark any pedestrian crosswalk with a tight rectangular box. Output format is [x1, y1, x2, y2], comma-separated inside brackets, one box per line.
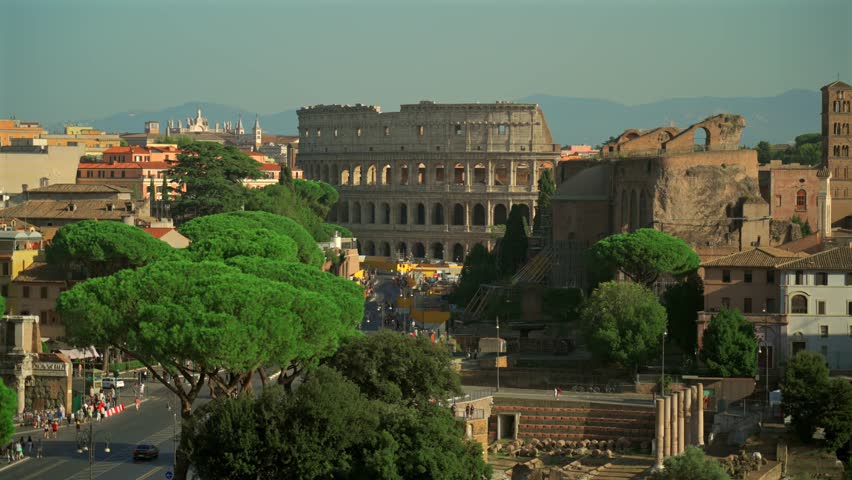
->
[61, 424, 180, 480]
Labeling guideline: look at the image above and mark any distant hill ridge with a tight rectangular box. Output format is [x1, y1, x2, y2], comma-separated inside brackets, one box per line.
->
[76, 89, 820, 146]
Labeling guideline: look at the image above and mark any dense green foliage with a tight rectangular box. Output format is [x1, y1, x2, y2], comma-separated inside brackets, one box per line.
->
[179, 211, 323, 268]
[650, 446, 730, 480]
[699, 309, 757, 377]
[325, 330, 462, 406]
[322, 223, 353, 238]
[450, 243, 498, 306]
[184, 228, 299, 263]
[542, 287, 584, 322]
[497, 204, 529, 277]
[155, 135, 197, 148]
[46, 220, 173, 278]
[662, 273, 704, 353]
[821, 378, 852, 451]
[791, 214, 813, 237]
[0, 378, 15, 445]
[580, 281, 667, 373]
[587, 229, 700, 286]
[168, 142, 262, 220]
[755, 134, 821, 166]
[534, 168, 556, 232]
[187, 366, 489, 480]
[244, 179, 342, 242]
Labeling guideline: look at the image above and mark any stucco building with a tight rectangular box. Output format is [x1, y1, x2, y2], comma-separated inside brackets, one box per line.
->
[297, 101, 559, 261]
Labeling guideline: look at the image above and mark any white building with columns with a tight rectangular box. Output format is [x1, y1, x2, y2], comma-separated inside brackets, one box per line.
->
[296, 101, 560, 262]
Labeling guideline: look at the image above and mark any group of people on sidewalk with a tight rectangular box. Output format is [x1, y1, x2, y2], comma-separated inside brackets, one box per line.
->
[3, 435, 42, 464]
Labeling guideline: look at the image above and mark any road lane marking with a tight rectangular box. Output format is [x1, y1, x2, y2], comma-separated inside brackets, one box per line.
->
[0, 456, 31, 473]
[20, 459, 68, 480]
[136, 466, 163, 480]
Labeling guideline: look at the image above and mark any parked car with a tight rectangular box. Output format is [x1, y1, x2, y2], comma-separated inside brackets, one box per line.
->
[101, 377, 125, 389]
[133, 444, 159, 461]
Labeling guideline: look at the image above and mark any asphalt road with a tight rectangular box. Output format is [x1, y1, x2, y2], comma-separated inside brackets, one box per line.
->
[359, 273, 401, 333]
[2, 381, 185, 480]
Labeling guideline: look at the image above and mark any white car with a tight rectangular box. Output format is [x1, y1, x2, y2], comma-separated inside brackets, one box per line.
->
[101, 377, 125, 389]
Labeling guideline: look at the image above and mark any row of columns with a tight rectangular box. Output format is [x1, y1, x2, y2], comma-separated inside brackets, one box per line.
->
[309, 159, 539, 189]
[655, 384, 704, 470]
[361, 239, 485, 262]
[338, 199, 528, 228]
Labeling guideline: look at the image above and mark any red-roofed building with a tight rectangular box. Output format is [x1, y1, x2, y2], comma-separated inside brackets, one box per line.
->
[244, 164, 283, 189]
[76, 162, 143, 191]
[102, 145, 182, 163]
[142, 227, 190, 248]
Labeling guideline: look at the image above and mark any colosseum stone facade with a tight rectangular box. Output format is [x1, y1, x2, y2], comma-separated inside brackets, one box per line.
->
[297, 101, 560, 262]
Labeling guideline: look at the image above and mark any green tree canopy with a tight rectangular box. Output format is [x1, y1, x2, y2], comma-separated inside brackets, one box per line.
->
[534, 168, 556, 233]
[321, 223, 353, 239]
[56, 259, 360, 480]
[497, 204, 529, 277]
[46, 220, 173, 278]
[187, 366, 489, 480]
[756, 141, 772, 164]
[783, 351, 832, 443]
[662, 273, 704, 354]
[325, 330, 462, 407]
[244, 180, 344, 242]
[168, 142, 262, 221]
[179, 211, 323, 268]
[699, 309, 757, 377]
[587, 229, 700, 286]
[0, 378, 15, 446]
[155, 135, 196, 148]
[184, 228, 299, 263]
[650, 446, 730, 480]
[293, 179, 339, 218]
[450, 243, 498, 306]
[821, 377, 852, 451]
[580, 281, 667, 374]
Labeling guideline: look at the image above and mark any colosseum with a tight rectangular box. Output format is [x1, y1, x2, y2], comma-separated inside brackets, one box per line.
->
[297, 101, 560, 262]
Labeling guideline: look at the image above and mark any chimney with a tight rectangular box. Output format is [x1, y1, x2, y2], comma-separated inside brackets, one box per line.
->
[67, 202, 77, 212]
[106, 202, 114, 212]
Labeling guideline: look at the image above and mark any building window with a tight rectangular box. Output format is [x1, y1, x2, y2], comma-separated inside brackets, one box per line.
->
[384, 126, 390, 136]
[1, 262, 8, 276]
[845, 273, 852, 286]
[722, 270, 731, 283]
[721, 297, 731, 309]
[333, 128, 338, 137]
[356, 127, 362, 137]
[744, 270, 752, 283]
[455, 124, 463, 136]
[121, 171, 126, 178]
[766, 270, 775, 284]
[417, 125, 424, 136]
[796, 189, 806, 209]
[23, 286, 30, 298]
[40, 286, 48, 299]
[848, 301, 852, 316]
[766, 298, 775, 313]
[775, 195, 781, 207]
[791, 294, 808, 314]
[818, 300, 826, 315]
[820, 325, 829, 338]
[744, 298, 752, 313]
[794, 270, 804, 285]
[816, 272, 828, 286]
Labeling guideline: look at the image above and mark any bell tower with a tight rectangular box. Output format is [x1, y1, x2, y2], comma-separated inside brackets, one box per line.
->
[253, 114, 262, 149]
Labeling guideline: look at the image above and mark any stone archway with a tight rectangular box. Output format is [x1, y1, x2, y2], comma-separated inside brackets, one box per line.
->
[452, 243, 465, 263]
[431, 242, 444, 260]
[493, 204, 507, 225]
[433, 203, 445, 225]
[452, 204, 465, 225]
[413, 242, 426, 258]
[472, 204, 486, 225]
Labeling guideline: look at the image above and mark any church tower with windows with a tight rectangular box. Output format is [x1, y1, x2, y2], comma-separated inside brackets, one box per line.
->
[253, 114, 262, 149]
[822, 80, 852, 225]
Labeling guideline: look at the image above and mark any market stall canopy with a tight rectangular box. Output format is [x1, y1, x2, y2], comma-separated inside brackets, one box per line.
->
[58, 346, 100, 359]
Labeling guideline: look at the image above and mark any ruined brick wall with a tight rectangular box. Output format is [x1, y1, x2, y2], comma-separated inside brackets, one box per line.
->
[664, 114, 746, 154]
[760, 163, 820, 225]
[26, 375, 67, 411]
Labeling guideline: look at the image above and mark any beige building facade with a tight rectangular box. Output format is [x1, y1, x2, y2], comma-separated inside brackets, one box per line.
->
[297, 101, 559, 261]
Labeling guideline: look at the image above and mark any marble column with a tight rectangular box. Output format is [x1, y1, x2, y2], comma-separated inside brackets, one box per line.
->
[677, 391, 685, 454]
[684, 387, 693, 448]
[670, 392, 679, 456]
[655, 398, 665, 468]
[697, 383, 705, 447]
[663, 395, 671, 458]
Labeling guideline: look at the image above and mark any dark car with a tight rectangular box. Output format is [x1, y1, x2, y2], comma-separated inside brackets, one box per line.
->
[133, 444, 159, 461]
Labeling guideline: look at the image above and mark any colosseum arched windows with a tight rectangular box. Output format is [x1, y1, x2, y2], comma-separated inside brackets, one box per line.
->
[432, 203, 445, 225]
[452, 204, 465, 225]
[397, 242, 407, 257]
[620, 190, 629, 231]
[366, 164, 377, 185]
[366, 202, 376, 224]
[472, 204, 486, 225]
[381, 164, 392, 185]
[380, 242, 391, 257]
[454, 164, 466, 184]
[380, 202, 391, 224]
[399, 164, 409, 185]
[413, 242, 426, 258]
[321, 165, 329, 183]
[398, 203, 408, 224]
[474, 164, 486, 184]
[452, 243, 465, 263]
[364, 241, 376, 256]
[639, 191, 648, 227]
[352, 165, 362, 186]
[431, 242, 444, 260]
[495, 164, 509, 185]
[417, 163, 427, 185]
[435, 164, 446, 183]
[331, 166, 338, 185]
[340, 168, 350, 185]
[341, 201, 350, 223]
[416, 203, 426, 225]
[516, 163, 530, 185]
[493, 204, 507, 225]
[353, 202, 362, 224]
[630, 190, 638, 230]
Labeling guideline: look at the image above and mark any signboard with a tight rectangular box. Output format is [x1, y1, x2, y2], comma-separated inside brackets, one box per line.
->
[165, 471, 174, 480]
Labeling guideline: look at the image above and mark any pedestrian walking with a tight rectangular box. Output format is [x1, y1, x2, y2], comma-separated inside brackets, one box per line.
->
[51, 420, 58, 439]
[42, 423, 49, 439]
[26, 436, 32, 456]
[36, 439, 43, 459]
[135, 397, 140, 411]
[15, 440, 22, 460]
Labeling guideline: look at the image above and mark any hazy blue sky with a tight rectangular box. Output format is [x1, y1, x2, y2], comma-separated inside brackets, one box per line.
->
[1, 0, 850, 123]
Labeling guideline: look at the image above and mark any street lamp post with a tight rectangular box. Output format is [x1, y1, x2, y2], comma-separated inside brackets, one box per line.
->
[496, 315, 500, 392]
[78, 420, 111, 480]
[660, 330, 667, 395]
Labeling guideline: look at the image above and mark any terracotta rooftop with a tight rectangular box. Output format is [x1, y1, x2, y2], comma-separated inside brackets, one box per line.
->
[701, 246, 805, 268]
[142, 227, 174, 239]
[259, 164, 280, 171]
[12, 262, 67, 283]
[78, 163, 141, 169]
[0, 199, 137, 220]
[138, 161, 172, 169]
[102, 146, 151, 154]
[26, 184, 132, 194]
[778, 246, 852, 271]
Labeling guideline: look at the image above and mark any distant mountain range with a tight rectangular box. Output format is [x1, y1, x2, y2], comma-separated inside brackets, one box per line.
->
[73, 89, 821, 146]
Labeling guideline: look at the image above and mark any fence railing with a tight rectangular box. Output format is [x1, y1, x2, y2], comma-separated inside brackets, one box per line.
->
[452, 407, 486, 420]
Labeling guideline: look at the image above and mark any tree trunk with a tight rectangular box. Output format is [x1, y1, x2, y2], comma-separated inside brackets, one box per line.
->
[174, 407, 193, 480]
[101, 346, 110, 373]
